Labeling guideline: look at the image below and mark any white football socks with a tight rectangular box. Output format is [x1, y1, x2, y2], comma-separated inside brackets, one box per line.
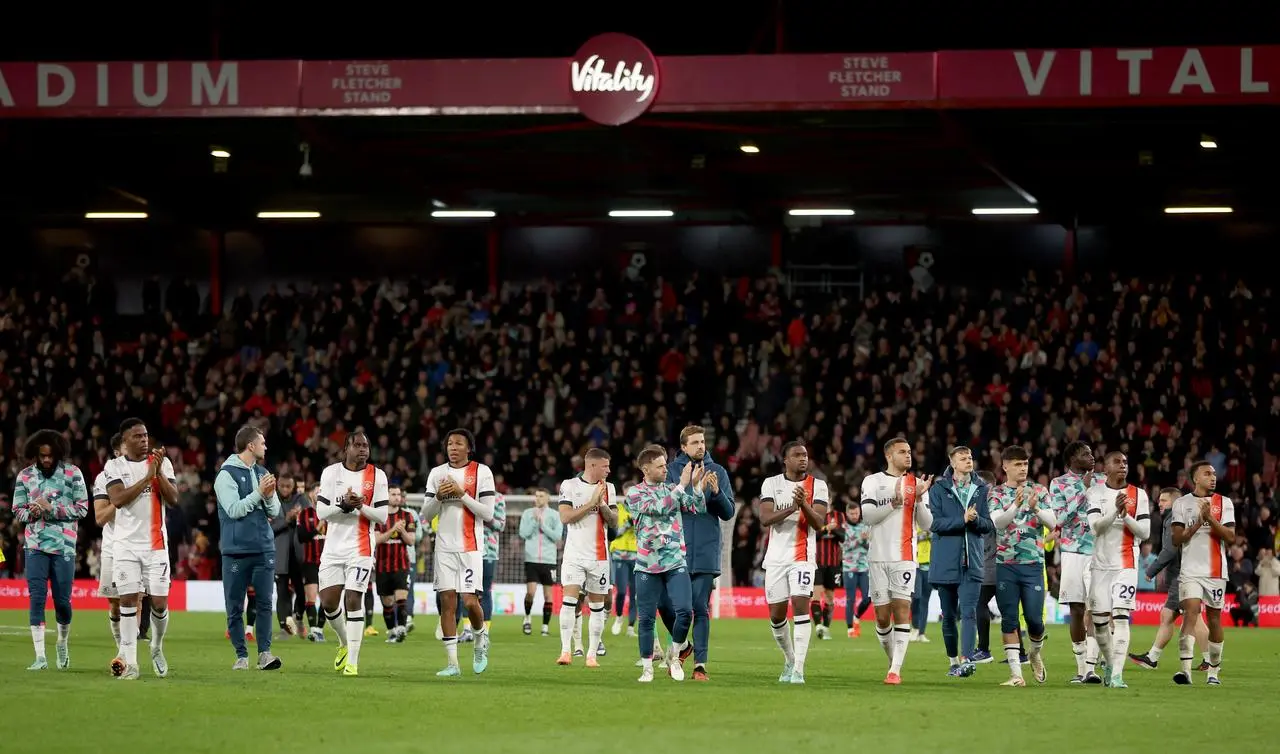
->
[792, 616, 812, 674]
[770, 619, 794, 664]
[559, 601, 577, 654]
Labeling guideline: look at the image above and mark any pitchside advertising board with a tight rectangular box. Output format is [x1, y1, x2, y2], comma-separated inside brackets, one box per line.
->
[0, 43, 1277, 118]
[3, 579, 1277, 627]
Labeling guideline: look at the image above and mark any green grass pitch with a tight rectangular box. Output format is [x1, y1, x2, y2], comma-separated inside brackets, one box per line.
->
[3, 610, 1276, 753]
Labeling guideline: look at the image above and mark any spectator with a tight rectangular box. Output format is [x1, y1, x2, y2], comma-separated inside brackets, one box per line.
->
[1228, 545, 1254, 595]
[1257, 547, 1280, 597]
[1229, 582, 1259, 627]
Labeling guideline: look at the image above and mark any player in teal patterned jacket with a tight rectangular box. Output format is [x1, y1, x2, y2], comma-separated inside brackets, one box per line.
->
[1047, 441, 1108, 683]
[841, 504, 871, 635]
[479, 492, 506, 627]
[627, 444, 708, 682]
[988, 446, 1058, 687]
[12, 430, 89, 670]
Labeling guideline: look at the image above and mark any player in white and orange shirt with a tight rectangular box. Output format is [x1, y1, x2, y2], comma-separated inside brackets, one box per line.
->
[557, 447, 618, 667]
[1170, 460, 1235, 686]
[1085, 451, 1150, 689]
[759, 441, 828, 685]
[316, 431, 389, 677]
[104, 418, 178, 680]
[420, 428, 497, 677]
[860, 437, 934, 685]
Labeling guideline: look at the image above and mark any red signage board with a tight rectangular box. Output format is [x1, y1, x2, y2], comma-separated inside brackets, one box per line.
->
[0, 61, 301, 117]
[295, 52, 934, 115]
[0, 579, 188, 611]
[938, 46, 1279, 107]
[0, 44, 1275, 118]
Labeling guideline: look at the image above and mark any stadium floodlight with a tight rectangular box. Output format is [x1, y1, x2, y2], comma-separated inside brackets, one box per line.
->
[431, 210, 496, 218]
[210, 149, 231, 158]
[85, 212, 147, 219]
[257, 211, 321, 219]
[787, 208, 854, 216]
[1163, 206, 1233, 214]
[739, 143, 760, 154]
[1199, 137, 1218, 149]
[971, 207, 1040, 216]
[608, 210, 674, 218]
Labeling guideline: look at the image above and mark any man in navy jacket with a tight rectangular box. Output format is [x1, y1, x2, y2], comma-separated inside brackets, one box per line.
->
[928, 445, 993, 676]
[665, 425, 735, 680]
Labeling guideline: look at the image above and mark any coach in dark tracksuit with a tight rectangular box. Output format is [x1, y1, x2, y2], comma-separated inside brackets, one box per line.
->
[928, 447, 993, 674]
[665, 427, 735, 677]
[271, 477, 308, 632]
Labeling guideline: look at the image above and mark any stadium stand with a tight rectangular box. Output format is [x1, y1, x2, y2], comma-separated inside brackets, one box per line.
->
[0, 263, 1276, 606]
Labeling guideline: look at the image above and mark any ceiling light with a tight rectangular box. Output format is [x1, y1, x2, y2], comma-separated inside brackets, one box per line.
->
[1163, 206, 1233, 214]
[431, 210, 496, 218]
[85, 212, 147, 219]
[210, 149, 231, 158]
[788, 208, 855, 217]
[609, 210, 674, 218]
[257, 211, 321, 219]
[739, 143, 760, 154]
[971, 207, 1040, 216]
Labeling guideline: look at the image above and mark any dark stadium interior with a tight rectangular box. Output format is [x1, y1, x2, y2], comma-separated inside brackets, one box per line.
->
[3, 105, 1279, 227]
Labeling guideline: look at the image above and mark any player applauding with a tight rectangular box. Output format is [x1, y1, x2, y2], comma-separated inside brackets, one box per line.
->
[1085, 452, 1150, 689]
[556, 448, 618, 667]
[420, 429, 498, 677]
[758, 442, 828, 684]
[1170, 461, 1235, 686]
[860, 437, 934, 685]
[988, 446, 1057, 687]
[316, 432, 390, 677]
[627, 445, 708, 683]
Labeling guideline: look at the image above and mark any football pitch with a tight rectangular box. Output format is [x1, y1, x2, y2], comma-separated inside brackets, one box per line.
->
[3, 610, 1275, 753]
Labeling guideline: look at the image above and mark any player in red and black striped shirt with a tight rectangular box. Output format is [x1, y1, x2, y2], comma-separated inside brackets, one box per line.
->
[296, 482, 327, 641]
[812, 505, 847, 640]
[375, 486, 417, 642]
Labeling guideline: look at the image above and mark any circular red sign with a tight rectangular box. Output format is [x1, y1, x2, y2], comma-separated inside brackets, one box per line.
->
[569, 33, 660, 126]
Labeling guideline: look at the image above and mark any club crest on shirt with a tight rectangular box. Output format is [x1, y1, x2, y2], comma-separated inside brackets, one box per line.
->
[363, 481, 374, 492]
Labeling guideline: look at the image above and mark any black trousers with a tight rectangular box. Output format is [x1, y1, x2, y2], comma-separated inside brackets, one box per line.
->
[275, 558, 305, 627]
[976, 583, 998, 652]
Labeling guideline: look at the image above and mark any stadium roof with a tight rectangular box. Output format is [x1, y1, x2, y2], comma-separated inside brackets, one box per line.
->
[2, 4, 1276, 227]
[3, 107, 1274, 227]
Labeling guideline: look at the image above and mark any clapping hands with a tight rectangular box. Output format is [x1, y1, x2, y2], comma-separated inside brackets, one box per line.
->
[258, 473, 276, 499]
[149, 447, 166, 477]
[438, 478, 463, 500]
[338, 489, 363, 513]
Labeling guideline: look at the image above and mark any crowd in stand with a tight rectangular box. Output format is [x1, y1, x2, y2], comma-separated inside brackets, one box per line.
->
[0, 264, 1277, 606]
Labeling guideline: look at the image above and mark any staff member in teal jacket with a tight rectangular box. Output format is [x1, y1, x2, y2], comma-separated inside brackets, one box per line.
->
[665, 425, 735, 680]
[214, 426, 283, 671]
[928, 445, 993, 677]
[518, 489, 564, 636]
